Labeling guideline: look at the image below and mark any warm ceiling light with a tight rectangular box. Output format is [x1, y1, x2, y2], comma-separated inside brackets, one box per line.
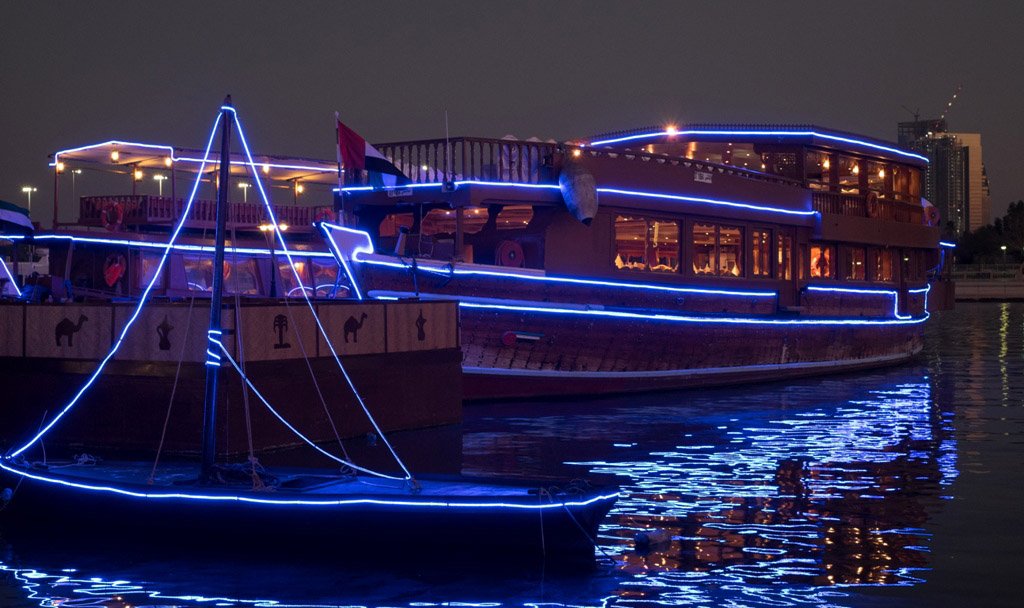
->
[55, 161, 65, 172]
[262, 163, 270, 174]
[822, 158, 830, 170]
[134, 169, 144, 180]
[110, 150, 120, 162]
[571, 149, 582, 158]
[295, 183, 305, 194]
[852, 164, 860, 175]
[878, 168, 886, 179]
[164, 157, 173, 167]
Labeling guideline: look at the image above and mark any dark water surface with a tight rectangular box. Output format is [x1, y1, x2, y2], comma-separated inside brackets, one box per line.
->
[2, 303, 1023, 607]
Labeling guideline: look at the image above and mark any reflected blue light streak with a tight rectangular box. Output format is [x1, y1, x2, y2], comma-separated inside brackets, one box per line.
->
[0, 255, 22, 297]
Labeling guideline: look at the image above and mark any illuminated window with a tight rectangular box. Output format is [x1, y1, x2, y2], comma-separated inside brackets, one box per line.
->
[873, 248, 895, 282]
[139, 252, 164, 289]
[809, 243, 834, 279]
[691, 223, 743, 277]
[752, 229, 772, 277]
[225, 258, 259, 295]
[495, 205, 534, 230]
[182, 256, 258, 294]
[311, 259, 348, 298]
[718, 226, 743, 277]
[379, 213, 413, 238]
[844, 247, 866, 280]
[804, 150, 832, 190]
[649, 220, 679, 272]
[183, 255, 213, 292]
[777, 234, 793, 281]
[614, 215, 650, 271]
[278, 259, 309, 296]
[837, 156, 860, 194]
[692, 223, 716, 275]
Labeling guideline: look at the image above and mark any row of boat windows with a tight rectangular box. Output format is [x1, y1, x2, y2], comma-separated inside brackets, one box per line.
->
[613, 215, 929, 282]
[378, 206, 535, 238]
[138, 253, 342, 296]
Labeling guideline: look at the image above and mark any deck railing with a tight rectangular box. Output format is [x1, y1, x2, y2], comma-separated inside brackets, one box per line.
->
[374, 137, 803, 187]
[78, 196, 331, 232]
[811, 191, 924, 224]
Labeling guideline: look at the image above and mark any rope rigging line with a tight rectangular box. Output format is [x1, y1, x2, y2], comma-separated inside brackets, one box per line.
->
[228, 110, 415, 484]
[8, 111, 226, 460]
[209, 336, 403, 481]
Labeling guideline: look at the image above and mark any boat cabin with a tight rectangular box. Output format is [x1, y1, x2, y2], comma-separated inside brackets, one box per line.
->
[340, 124, 943, 308]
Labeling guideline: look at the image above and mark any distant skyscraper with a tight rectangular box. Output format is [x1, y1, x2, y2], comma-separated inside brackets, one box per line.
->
[898, 119, 990, 235]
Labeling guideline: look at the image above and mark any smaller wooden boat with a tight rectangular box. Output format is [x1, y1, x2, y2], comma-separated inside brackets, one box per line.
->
[0, 99, 617, 561]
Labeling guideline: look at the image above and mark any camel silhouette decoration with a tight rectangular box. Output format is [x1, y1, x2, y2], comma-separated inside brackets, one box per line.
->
[55, 314, 89, 347]
[344, 313, 368, 343]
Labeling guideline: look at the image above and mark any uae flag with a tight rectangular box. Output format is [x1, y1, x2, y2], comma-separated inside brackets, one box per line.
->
[0, 199, 33, 233]
[337, 119, 408, 187]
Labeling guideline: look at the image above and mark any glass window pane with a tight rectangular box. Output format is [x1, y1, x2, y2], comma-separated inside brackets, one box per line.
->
[496, 205, 534, 230]
[719, 226, 743, 277]
[874, 249, 894, 282]
[279, 259, 309, 297]
[777, 234, 793, 281]
[692, 223, 716, 275]
[139, 252, 164, 288]
[311, 259, 350, 298]
[752, 229, 771, 277]
[614, 215, 648, 270]
[225, 257, 259, 295]
[810, 244, 833, 279]
[649, 220, 679, 273]
[845, 247, 866, 280]
[183, 255, 213, 292]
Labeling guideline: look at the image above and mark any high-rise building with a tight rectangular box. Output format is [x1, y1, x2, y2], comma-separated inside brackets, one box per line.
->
[897, 119, 990, 235]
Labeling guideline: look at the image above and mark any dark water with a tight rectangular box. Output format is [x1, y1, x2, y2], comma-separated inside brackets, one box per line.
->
[2, 302, 1023, 607]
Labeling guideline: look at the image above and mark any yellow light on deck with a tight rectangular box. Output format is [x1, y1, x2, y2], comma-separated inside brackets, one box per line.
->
[56, 161, 65, 173]
[852, 164, 860, 175]
[262, 163, 270, 174]
[258, 222, 288, 232]
[878, 168, 885, 179]
[294, 183, 305, 194]
[421, 164, 429, 171]
[110, 150, 120, 162]
[134, 169, 144, 180]
[571, 149, 582, 158]
[822, 158, 830, 170]
[164, 157, 173, 167]
[665, 125, 678, 135]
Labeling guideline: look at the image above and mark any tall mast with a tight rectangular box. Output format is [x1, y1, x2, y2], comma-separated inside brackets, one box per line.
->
[201, 96, 234, 482]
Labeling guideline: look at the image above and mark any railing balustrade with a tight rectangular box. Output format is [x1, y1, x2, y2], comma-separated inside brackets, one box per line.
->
[79, 195, 330, 232]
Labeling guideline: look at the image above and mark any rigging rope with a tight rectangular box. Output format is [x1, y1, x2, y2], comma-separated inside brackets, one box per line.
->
[210, 336, 403, 481]
[229, 110, 415, 485]
[229, 225, 265, 491]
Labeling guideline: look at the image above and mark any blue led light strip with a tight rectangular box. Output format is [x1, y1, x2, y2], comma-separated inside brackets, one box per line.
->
[458, 300, 929, 326]
[805, 285, 909, 320]
[939, 241, 956, 248]
[318, 224, 373, 301]
[0, 461, 618, 509]
[588, 129, 930, 163]
[0, 256, 22, 297]
[210, 336, 402, 481]
[321, 224, 778, 298]
[9, 112, 226, 459]
[0, 233, 336, 259]
[228, 110, 413, 481]
[335, 181, 817, 219]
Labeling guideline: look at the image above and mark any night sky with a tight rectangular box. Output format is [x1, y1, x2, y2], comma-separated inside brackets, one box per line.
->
[2, 1, 1021, 225]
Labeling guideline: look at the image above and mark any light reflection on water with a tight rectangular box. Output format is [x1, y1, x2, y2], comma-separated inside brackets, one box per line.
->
[2, 303, 1021, 607]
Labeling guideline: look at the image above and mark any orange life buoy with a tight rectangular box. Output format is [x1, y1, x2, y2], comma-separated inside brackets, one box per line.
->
[865, 192, 881, 218]
[102, 201, 124, 231]
[495, 240, 525, 268]
[103, 254, 126, 287]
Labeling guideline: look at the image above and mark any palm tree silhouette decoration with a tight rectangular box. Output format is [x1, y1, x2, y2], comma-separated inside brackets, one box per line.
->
[272, 314, 291, 349]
